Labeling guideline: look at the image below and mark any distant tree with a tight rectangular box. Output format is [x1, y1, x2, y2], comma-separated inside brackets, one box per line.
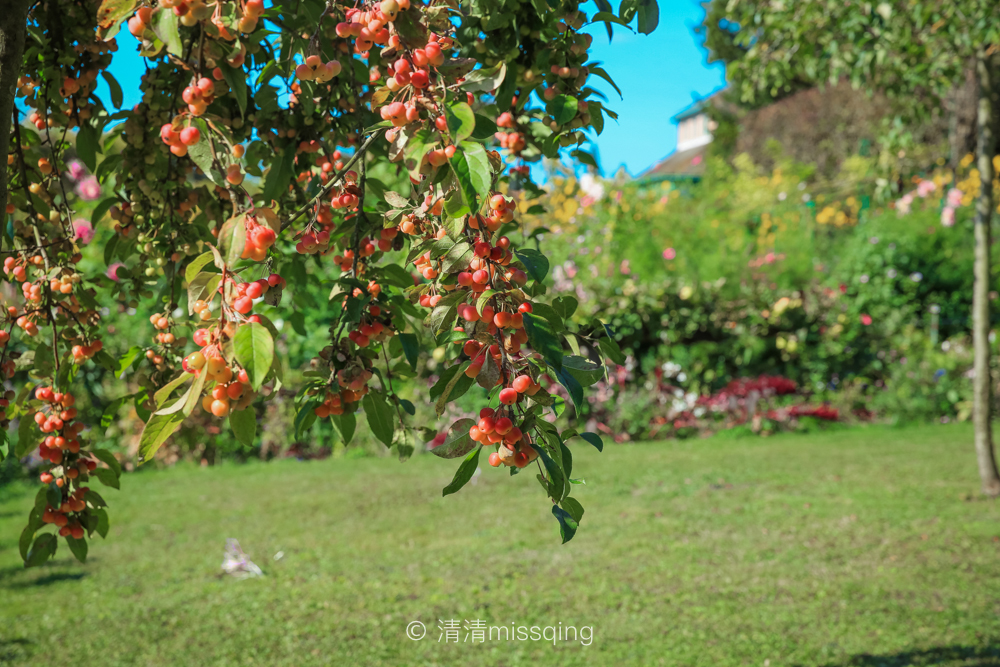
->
[700, 0, 1000, 495]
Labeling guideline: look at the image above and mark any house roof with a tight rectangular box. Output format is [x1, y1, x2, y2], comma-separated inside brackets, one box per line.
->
[670, 86, 729, 123]
[637, 143, 709, 183]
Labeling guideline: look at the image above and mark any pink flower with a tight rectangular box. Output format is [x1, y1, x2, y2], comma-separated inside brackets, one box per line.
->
[691, 155, 703, 166]
[662, 247, 676, 260]
[619, 259, 631, 275]
[106, 263, 125, 281]
[896, 193, 914, 215]
[75, 176, 101, 201]
[947, 188, 963, 208]
[67, 160, 86, 181]
[72, 218, 95, 244]
[916, 180, 936, 198]
[941, 207, 956, 227]
[860, 314, 873, 326]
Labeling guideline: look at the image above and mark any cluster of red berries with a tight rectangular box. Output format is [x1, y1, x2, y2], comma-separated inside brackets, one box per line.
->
[3, 256, 30, 282]
[465, 407, 539, 468]
[41, 486, 92, 538]
[70, 339, 103, 364]
[346, 302, 394, 348]
[240, 217, 277, 262]
[233, 273, 285, 315]
[295, 55, 342, 82]
[336, 0, 413, 52]
[159, 120, 201, 156]
[33, 387, 84, 460]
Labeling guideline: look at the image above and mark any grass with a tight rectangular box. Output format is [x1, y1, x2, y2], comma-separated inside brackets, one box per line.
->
[1, 422, 999, 666]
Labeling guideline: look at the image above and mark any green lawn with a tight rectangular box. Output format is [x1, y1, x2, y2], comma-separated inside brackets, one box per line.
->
[1, 423, 999, 666]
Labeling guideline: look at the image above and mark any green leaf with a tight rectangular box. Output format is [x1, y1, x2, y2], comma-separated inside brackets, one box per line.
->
[261, 146, 296, 204]
[76, 123, 100, 172]
[531, 441, 566, 501]
[224, 218, 248, 266]
[598, 335, 627, 365]
[399, 333, 419, 370]
[151, 8, 183, 56]
[637, 0, 659, 35]
[435, 366, 476, 415]
[362, 392, 395, 447]
[403, 128, 436, 179]
[90, 197, 117, 226]
[513, 248, 549, 282]
[101, 70, 124, 108]
[551, 505, 579, 543]
[103, 234, 120, 266]
[233, 322, 274, 391]
[114, 346, 144, 379]
[589, 11, 633, 27]
[100, 394, 131, 431]
[522, 313, 563, 371]
[588, 66, 623, 99]
[555, 366, 584, 409]
[91, 448, 121, 478]
[561, 496, 585, 523]
[552, 295, 579, 320]
[137, 411, 185, 464]
[96, 0, 139, 39]
[571, 149, 599, 170]
[449, 141, 491, 211]
[546, 95, 578, 125]
[562, 355, 603, 387]
[153, 373, 189, 409]
[470, 114, 498, 141]
[186, 119, 226, 186]
[230, 407, 257, 446]
[294, 402, 318, 439]
[442, 446, 481, 496]
[66, 536, 88, 563]
[430, 364, 461, 400]
[25, 533, 57, 568]
[459, 62, 506, 92]
[95, 467, 120, 489]
[185, 252, 216, 284]
[578, 432, 604, 452]
[96, 508, 110, 538]
[220, 62, 248, 118]
[476, 289, 497, 315]
[288, 311, 306, 336]
[444, 101, 476, 144]
[17, 413, 40, 458]
[331, 410, 356, 446]
[430, 418, 477, 459]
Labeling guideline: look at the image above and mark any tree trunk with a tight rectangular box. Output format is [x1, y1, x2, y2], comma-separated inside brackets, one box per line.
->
[0, 0, 29, 215]
[972, 52, 1000, 497]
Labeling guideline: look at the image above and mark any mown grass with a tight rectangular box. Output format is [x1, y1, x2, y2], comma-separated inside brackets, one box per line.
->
[1, 422, 999, 666]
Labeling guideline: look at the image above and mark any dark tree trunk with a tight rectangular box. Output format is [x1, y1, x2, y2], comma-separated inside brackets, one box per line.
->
[972, 52, 1000, 497]
[0, 1, 29, 215]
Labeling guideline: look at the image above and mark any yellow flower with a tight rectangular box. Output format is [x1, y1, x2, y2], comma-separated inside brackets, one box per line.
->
[679, 285, 694, 300]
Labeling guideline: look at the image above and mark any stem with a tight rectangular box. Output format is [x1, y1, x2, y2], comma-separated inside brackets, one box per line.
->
[280, 131, 382, 232]
[0, 0, 30, 220]
[972, 51, 1000, 497]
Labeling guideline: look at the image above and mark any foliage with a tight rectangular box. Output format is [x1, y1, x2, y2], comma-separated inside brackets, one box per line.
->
[1, 0, 661, 562]
[513, 149, 1000, 437]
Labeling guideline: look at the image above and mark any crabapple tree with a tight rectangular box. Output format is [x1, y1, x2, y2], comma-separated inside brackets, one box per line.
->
[0, 0, 656, 566]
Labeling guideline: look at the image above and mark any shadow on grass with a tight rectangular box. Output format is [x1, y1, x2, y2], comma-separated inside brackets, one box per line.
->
[0, 638, 33, 662]
[0, 561, 91, 589]
[804, 643, 1000, 667]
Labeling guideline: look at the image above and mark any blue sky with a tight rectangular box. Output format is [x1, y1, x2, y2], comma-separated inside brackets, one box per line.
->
[96, 0, 725, 177]
[580, 0, 727, 175]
